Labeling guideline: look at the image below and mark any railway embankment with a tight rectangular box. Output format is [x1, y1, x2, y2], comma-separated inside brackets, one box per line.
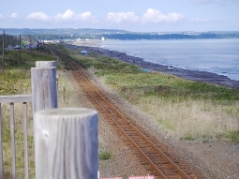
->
[60, 43, 239, 179]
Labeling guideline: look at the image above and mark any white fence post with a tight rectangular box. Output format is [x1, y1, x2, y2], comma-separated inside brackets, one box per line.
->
[34, 108, 98, 179]
[31, 67, 57, 113]
[36, 61, 56, 68]
[10, 102, 16, 179]
[23, 102, 29, 179]
[0, 103, 3, 179]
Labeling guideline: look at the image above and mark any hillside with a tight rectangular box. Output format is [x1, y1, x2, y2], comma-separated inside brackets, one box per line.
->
[1, 28, 239, 40]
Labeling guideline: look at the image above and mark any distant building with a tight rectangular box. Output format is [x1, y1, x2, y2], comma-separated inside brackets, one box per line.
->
[80, 50, 88, 56]
[14, 45, 20, 49]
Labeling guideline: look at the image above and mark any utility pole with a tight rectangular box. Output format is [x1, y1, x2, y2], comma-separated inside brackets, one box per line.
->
[30, 36, 32, 54]
[10, 35, 12, 46]
[1, 30, 4, 73]
[19, 34, 21, 62]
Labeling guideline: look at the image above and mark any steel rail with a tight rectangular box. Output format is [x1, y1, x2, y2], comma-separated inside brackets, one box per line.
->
[51, 45, 192, 178]
[48, 45, 199, 179]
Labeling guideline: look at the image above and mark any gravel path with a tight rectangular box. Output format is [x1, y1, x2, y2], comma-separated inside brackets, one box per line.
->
[59, 70, 149, 178]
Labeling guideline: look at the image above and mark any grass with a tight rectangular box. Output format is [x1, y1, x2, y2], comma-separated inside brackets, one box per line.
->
[180, 134, 196, 141]
[0, 47, 56, 178]
[1, 43, 232, 178]
[224, 131, 239, 142]
[58, 44, 239, 142]
[99, 150, 112, 160]
[0, 48, 55, 95]
[1, 45, 113, 178]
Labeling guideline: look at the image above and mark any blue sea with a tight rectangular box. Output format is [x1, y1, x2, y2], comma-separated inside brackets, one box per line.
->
[100, 39, 239, 81]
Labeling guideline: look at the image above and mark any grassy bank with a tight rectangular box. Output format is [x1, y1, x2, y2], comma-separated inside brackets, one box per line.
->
[0, 48, 54, 95]
[0, 48, 56, 178]
[61, 44, 239, 142]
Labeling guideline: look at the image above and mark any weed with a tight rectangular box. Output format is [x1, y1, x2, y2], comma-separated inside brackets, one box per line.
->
[181, 134, 195, 141]
[202, 135, 213, 143]
[224, 131, 239, 142]
[99, 150, 112, 160]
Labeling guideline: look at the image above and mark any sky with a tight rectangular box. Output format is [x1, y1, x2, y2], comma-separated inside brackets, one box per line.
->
[1, 0, 239, 32]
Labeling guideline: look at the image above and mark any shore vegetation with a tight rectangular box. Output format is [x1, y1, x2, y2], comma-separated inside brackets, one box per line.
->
[60, 44, 239, 142]
[2, 43, 238, 178]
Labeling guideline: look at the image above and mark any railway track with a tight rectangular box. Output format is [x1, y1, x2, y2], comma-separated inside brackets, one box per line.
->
[49, 44, 205, 179]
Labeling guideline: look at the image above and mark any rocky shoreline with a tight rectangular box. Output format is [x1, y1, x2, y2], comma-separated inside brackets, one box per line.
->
[80, 45, 239, 89]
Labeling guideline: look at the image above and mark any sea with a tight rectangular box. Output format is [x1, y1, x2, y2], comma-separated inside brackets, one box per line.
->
[100, 39, 239, 81]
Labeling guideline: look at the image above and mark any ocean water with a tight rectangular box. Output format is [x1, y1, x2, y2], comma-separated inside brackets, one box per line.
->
[100, 39, 239, 81]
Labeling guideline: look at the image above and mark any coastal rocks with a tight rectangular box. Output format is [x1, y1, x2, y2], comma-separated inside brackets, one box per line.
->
[81, 45, 239, 89]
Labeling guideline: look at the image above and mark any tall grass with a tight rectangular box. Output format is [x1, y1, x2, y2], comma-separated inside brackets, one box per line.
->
[0, 48, 56, 178]
[61, 44, 239, 142]
[0, 49, 55, 95]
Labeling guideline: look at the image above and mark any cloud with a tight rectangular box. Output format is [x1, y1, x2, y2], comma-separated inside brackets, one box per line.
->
[0, 14, 2, 18]
[21, 8, 212, 29]
[76, 12, 96, 22]
[107, 9, 185, 24]
[10, 13, 18, 18]
[54, 10, 96, 22]
[55, 9, 75, 21]
[142, 8, 185, 23]
[26, 9, 96, 24]
[107, 12, 138, 23]
[104, 8, 213, 30]
[27, 12, 49, 21]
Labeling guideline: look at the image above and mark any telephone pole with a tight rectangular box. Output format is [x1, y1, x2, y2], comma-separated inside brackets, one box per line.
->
[19, 34, 21, 62]
[30, 36, 32, 54]
[2, 30, 5, 74]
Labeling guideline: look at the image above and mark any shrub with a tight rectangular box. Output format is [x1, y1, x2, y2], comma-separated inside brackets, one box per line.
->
[99, 151, 112, 160]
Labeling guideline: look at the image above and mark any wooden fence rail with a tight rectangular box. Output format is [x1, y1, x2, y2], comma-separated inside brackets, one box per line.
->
[0, 60, 58, 179]
[0, 95, 32, 179]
